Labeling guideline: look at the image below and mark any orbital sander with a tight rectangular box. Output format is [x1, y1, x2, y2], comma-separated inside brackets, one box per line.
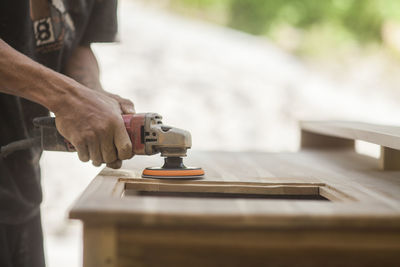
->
[0, 113, 204, 179]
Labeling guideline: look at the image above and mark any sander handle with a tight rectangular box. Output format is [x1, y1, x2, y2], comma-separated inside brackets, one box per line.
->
[1, 114, 136, 157]
[33, 115, 136, 152]
[32, 117, 75, 152]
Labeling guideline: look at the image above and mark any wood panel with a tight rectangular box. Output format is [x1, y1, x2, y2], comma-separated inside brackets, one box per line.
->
[300, 121, 400, 170]
[70, 148, 400, 267]
[117, 226, 400, 267]
[301, 130, 354, 149]
[83, 224, 117, 267]
[380, 146, 400, 170]
[300, 121, 400, 150]
[70, 151, 400, 228]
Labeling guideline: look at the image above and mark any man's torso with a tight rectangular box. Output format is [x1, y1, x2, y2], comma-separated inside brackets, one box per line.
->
[0, 0, 117, 224]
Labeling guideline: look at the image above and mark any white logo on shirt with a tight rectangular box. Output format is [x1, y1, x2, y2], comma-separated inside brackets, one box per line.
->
[33, 17, 55, 46]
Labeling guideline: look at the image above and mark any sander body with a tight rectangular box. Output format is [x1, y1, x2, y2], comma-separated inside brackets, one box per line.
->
[0, 113, 204, 179]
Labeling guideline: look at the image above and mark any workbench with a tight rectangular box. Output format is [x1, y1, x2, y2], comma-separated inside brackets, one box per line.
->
[70, 121, 400, 267]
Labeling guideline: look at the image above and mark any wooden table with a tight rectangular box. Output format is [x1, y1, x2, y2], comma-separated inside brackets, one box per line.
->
[70, 121, 400, 267]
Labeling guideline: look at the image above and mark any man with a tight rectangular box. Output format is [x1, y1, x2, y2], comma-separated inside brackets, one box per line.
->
[0, 0, 134, 266]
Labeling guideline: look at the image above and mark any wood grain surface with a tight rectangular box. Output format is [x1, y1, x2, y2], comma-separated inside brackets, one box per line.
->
[300, 121, 400, 150]
[301, 121, 400, 170]
[71, 150, 400, 227]
[70, 123, 400, 266]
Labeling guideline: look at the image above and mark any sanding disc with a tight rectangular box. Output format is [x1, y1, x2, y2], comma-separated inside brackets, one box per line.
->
[142, 167, 205, 179]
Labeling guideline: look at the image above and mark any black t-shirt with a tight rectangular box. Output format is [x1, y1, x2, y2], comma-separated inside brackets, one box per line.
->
[0, 0, 117, 224]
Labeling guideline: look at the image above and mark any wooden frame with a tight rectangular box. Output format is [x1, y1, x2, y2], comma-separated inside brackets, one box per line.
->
[70, 121, 400, 267]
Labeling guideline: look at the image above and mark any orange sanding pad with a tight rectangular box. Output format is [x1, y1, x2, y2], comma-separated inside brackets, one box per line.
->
[142, 167, 204, 179]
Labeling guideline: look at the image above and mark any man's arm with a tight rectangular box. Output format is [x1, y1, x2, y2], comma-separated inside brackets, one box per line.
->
[63, 45, 135, 114]
[63, 45, 135, 168]
[63, 46, 103, 91]
[0, 39, 133, 168]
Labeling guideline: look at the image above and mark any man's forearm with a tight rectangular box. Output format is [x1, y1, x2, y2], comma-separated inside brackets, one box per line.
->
[63, 45, 135, 115]
[63, 45, 103, 91]
[0, 39, 134, 168]
[0, 39, 86, 113]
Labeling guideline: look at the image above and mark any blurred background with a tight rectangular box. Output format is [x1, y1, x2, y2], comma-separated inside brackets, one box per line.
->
[40, 0, 400, 266]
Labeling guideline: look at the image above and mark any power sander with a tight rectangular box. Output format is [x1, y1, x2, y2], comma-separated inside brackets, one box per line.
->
[0, 113, 204, 179]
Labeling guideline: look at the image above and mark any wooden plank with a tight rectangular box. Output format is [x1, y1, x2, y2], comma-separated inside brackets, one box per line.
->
[380, 146, 400, 171]
[300, 121, 400, 150]
[69, 175, 124, 219]
[117, 226, 400, 267]
[301, 121, 400, 171]
[124, 179, 322, 196]
[69, 151, 400, 228]
[301, 130, 355, 149]
[83, 224, 117, 267]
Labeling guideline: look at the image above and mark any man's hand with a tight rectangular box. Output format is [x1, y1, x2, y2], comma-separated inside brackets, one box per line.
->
[104, 92, 136, 115]
[62, 45, 135, 168]
[54, 86, 134, 168]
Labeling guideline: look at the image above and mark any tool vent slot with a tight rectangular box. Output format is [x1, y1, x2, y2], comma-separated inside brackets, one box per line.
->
[140, 126, 145, 144]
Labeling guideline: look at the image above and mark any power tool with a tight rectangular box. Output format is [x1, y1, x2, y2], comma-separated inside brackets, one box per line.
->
[0, 113, 204, 179]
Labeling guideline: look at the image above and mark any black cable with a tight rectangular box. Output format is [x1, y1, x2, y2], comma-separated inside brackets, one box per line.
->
[0, 137, 40, 157]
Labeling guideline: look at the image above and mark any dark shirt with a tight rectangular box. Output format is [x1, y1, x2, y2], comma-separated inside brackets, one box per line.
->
[0, 0, 117, 224]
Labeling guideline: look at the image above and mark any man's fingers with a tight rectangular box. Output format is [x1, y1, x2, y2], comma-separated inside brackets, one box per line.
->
[100, 135, 118, 164]
[114, 123, 133, 160]
[88, 138, 103, 166]
[106, 160, 122, 169]
[75, 142, 89, 162]
[120, 100, 135, 114]
[105, 93, 135, 114]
